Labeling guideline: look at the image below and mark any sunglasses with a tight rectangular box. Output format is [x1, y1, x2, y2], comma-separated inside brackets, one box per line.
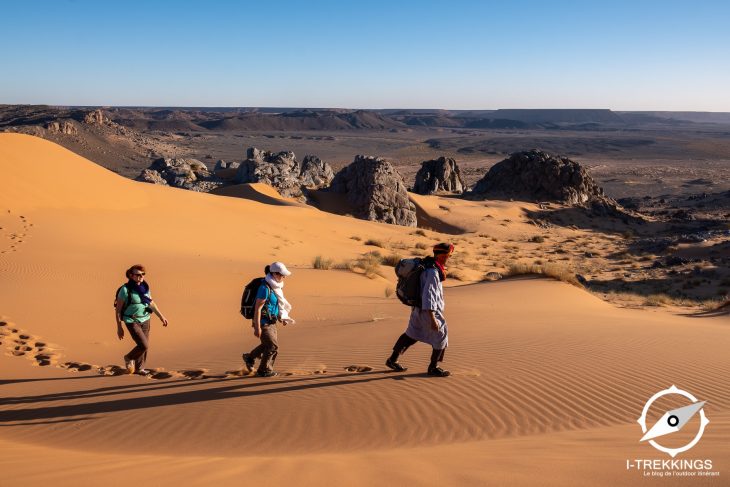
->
[131, 272, 145, 277]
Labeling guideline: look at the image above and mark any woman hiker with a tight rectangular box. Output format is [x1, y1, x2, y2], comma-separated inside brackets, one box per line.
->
[243, 262, 295, 377]
[386, 243, 454, 377]
[115, 264, 169, 375]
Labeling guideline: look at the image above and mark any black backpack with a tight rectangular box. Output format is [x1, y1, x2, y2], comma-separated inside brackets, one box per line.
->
[240, 278, 272, 319]
[114, 283, 133, 313]
[395, 258, 426, 307]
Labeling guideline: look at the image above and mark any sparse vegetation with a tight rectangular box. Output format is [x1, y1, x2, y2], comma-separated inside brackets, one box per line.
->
[412, 229, 427, 237]
[644, 294, 672, 307]
[355, 251, 385, 279]
[381, 254, 402, 267]
[364, 238, 384, 248]
[312, 255, 333, 270]
[529, 235, 545, 243]
[334, 260, 355, 271]
[507, 262, 583, 287]
[415, 242, 428, 250]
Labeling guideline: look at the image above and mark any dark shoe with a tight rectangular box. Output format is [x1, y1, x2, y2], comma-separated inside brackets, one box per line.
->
[242, 353, 255, 371]
[136, 368, 151, 377]
[427, 366, 450, 377]
[385, 358, 407, 372]
[257, 370, 278, 377]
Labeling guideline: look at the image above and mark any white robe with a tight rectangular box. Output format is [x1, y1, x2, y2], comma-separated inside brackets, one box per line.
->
[405, 268, 448, 350]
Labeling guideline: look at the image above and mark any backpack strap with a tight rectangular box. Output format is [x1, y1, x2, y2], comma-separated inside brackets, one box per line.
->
[260, 282, 277, 323]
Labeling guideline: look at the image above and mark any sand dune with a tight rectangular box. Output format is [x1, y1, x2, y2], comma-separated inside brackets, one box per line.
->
[1, 134, 728, 486]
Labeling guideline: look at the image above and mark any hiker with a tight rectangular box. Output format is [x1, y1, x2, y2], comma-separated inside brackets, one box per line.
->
[115, 264, 168, 375]
[386, 243, 454, 377]
[242, 262, 294, 377]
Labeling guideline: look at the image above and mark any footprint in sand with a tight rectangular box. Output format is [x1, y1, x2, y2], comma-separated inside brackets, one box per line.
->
[344, 365, 374, 373]
[62, 361, 94, 372]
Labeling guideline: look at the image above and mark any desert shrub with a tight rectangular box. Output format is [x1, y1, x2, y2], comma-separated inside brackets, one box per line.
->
[507, 262, 583, 287]
[364, 239, 384, 248]
[644, 294, 672, 307]
[381, 253, 402, 267]
[312, 255, 333, 270]
[334, 260, 355, 271]
[449, 270, 466, 281]
[529, 235, 545, 243]
[355, 252, 385, 279]
[412, 229, 427, 237]
[415, 242, 429, 250]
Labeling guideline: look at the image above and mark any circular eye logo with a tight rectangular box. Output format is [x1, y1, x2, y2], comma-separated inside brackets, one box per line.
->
[638, 385, 709, 458]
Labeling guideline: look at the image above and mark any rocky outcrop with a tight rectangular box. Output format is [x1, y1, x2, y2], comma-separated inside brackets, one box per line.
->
[413, 156, 464, 194]
[234, 147, 334, 198]
[83, 109, 109, 125]
[45, 120, 77, 135]
[136, 158, 223, 192]
[330, 155, 417, 227]
[470, 150, 608, 205]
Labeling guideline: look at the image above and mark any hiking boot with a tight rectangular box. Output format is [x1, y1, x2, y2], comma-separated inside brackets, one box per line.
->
[427, 366, 450, 377]
[124, 356, 135, 374]
[242, 353, 255, 371]
[257, 370, 278, 378]
[136, 369, 151, 377]
[385, 358, 407, 372]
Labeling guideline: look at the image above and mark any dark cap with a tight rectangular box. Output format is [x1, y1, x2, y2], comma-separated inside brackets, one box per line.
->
[433, 242, 454, 255]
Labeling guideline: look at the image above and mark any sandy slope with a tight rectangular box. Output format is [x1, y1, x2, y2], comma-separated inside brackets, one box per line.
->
[1, 134, 728, 486]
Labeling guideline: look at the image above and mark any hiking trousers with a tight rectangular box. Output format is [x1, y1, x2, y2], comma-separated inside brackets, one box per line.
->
[125, 320, 151, 370]
[250, 324, 278, 373]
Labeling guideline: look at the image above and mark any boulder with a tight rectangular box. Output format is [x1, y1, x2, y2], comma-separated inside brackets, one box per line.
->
[413, 156, 465, 194]
[330, 155, 417, 227]
[235, 148, 334, 198]
[469, 150, 606, 205]
[136, 158, 223, 192]
[300, 155, 335, 188]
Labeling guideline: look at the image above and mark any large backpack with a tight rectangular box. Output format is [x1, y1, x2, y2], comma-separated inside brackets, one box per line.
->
[240, 277, 272, 319]
[395, 258, 431, 307]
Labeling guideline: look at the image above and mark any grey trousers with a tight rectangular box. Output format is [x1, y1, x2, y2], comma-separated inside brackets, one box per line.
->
[249, 324, 279, 373]
[124, 320, 151, 370]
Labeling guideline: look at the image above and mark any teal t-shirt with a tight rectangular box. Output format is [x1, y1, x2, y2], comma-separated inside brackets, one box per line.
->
[256, 283, 279, 325]
[117, 285, 152, 324]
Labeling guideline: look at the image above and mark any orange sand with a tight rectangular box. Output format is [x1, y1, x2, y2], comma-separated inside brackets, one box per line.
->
[1, 134, 728, 486]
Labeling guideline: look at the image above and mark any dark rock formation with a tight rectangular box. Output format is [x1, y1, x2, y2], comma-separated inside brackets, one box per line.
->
[413, 157, 465, 194]
[137, 158, 223, 192]
[330, 155, 417, 227]
[469, 150, 606, 205]
[234, 147, 333, 198]
[45, 121, 77, 135]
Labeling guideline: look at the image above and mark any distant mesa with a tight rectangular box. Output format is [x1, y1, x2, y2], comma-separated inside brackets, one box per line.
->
[330, 155, 417, 227]
[468, 150, 625, 215]
[234, 147, 334, 199]
[413, 156, 465, 195]
[137, 158, 223, 192]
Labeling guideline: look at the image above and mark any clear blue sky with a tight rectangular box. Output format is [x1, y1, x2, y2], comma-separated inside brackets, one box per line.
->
[2, 0, 729, 110]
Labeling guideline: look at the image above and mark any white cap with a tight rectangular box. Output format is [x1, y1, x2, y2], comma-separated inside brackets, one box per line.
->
[270, 261, 292, 276]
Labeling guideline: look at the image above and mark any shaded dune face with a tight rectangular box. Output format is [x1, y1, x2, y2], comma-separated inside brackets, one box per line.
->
[1, 134, 728, 486]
